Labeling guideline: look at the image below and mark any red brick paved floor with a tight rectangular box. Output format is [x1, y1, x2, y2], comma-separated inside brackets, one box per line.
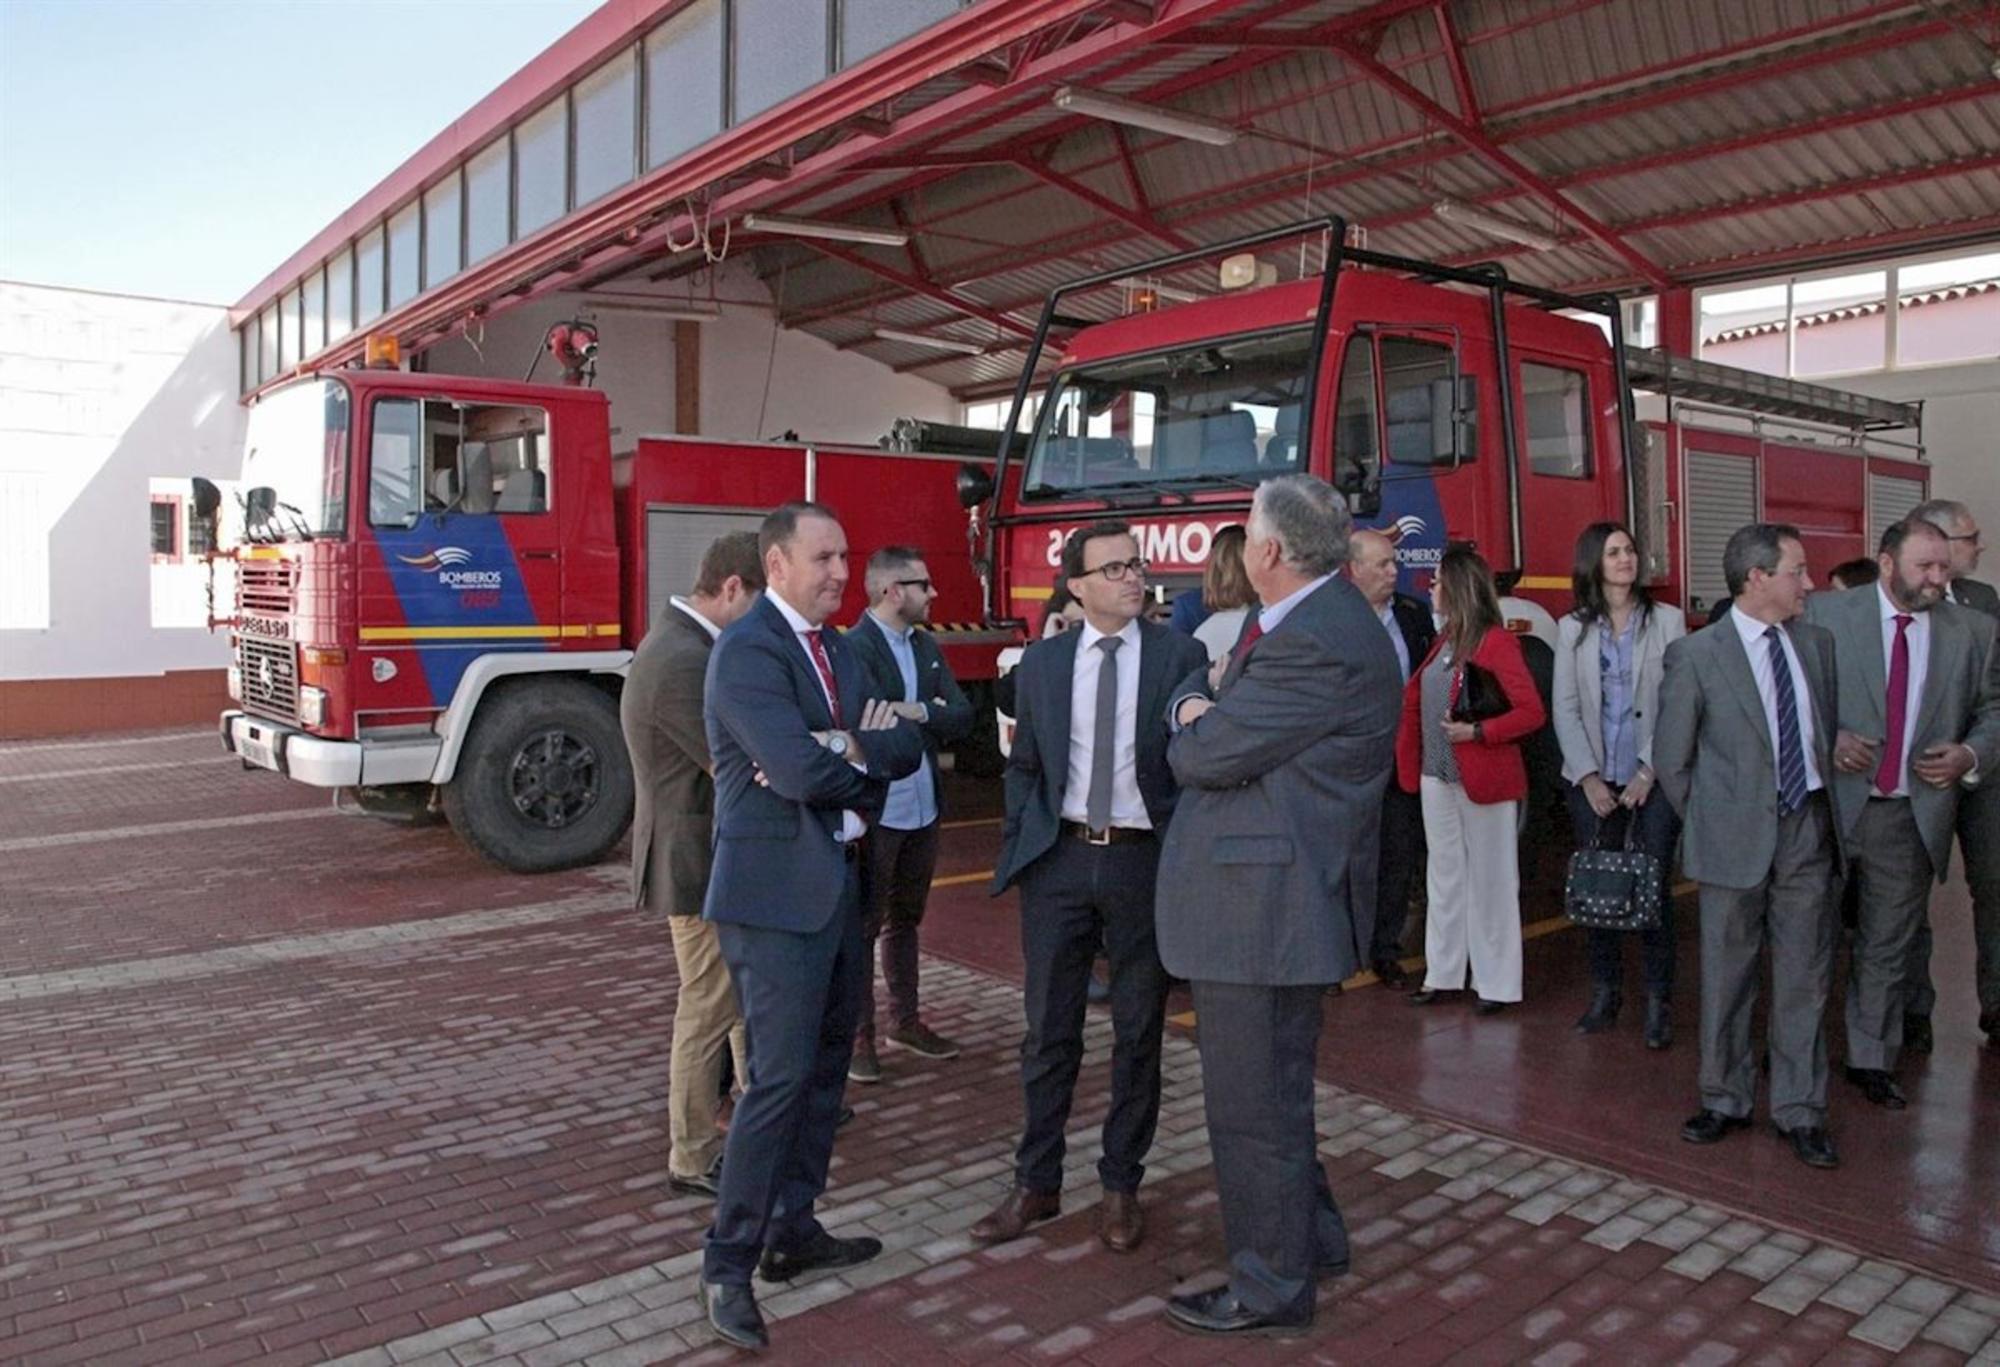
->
[1, 731, 1994, 1366]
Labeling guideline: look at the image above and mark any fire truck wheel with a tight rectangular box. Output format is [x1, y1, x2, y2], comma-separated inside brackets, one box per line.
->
[443, 680, 634, 873]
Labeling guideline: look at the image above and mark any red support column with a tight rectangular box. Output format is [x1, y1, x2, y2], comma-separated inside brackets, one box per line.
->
[1657, 288, 1694, 358]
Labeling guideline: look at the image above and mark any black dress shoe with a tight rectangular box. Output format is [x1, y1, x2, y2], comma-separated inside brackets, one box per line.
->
[757, 1229, 883, 1282]
[1373, 959, 1410, 988]
[1165, 1285, 1312, 1338]
[1773, 1122, 1839, 1169]
[1408, 988, 1456, 1006]
[1903, 1014, 1934, 1056]
[1573, 986, 1621, 1034]
[1644, 994, 1673, 1051]
[1317, 1255, 1351, 1279]
[1843, 1066, 1908, 1110]
[1474, 998, 1508, 1016]
[836, 1104, 856, 1128]
[704, 1281, 768, 1351]
[667, 1157, 724, 1199]
[1680, 1109, 1751, 1145]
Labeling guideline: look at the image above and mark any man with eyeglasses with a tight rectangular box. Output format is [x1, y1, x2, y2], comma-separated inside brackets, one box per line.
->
[974, 520, 1208, 1254]
[845, 546, 975, 1084]
[1911, 499, 2000, 1050]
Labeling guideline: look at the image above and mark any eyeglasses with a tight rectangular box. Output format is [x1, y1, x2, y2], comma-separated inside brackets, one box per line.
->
[1946, 533, 1983, 546]
[1078, 557, 1149, 582]
[893, 577, 934, 591]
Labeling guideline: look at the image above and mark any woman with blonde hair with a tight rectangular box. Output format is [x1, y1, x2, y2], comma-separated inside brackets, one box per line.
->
[1395, 548, 1546, 1013]
[1191, 524, 1254, 663]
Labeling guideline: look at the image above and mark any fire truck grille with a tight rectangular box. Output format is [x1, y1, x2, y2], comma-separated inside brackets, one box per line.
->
[238, 637, 299, 722]
[238, 559, 297, 615]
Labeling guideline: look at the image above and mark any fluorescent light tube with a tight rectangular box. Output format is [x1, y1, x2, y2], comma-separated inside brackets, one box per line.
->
[1051, 86, 1239, 146]
[874, 328, 985, 355]
[578, 296, 721, 320]
[1431, 200, 1561, 252]
[740, 213, 910, 247]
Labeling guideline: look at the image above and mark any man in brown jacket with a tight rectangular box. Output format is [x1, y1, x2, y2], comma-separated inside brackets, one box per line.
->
[620, 530, 764, 1197]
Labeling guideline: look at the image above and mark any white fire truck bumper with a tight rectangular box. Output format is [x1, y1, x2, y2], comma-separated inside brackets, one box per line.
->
[221, 711, 439, 787]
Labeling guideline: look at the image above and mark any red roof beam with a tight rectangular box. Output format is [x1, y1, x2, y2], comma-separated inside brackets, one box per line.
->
[800, 241, 1038, 342]
[1009, 158, 1198, 250]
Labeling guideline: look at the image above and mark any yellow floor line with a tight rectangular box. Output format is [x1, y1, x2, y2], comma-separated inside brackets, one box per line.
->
[930, 870, 995, 889]
[940, 816, 1003, 830]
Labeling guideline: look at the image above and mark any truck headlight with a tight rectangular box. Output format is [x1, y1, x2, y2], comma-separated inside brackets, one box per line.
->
[226, 665, 242, 702]
[299, 685, 327, 728]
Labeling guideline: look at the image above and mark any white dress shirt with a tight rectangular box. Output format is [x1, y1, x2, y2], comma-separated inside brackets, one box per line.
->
[1257, 573, 1334, 635]
[1729, 607, 1824, 794]
[767, 592, 865, 841]
[1873, 583, 1932, 798]
[671, 595, 722, 641]
[1061, 617, 1150, 829]
[1376, 600, 1412, 682]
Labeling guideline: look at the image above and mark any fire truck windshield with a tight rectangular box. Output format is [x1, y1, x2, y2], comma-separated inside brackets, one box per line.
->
[1022, 327, 1313, 500]
[239, 379, 351, 542]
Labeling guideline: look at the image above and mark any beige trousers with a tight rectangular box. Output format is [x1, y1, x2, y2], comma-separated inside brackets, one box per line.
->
[667, 913, 749, 1178]
[1419, 777, 1524, 1002]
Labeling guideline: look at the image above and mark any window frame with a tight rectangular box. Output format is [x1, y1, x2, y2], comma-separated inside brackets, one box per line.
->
[367, 395, 554, 528]
[1518, 359, 1594, 481]
[149, 495, 182, 564]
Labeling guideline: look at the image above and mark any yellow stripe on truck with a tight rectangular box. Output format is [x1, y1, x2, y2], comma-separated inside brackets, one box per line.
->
[358, 622, 621, 642]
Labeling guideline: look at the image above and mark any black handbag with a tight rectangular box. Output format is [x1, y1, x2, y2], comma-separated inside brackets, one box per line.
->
[1564, 816, 1663, 931]
[1450, 660, 1509, 723]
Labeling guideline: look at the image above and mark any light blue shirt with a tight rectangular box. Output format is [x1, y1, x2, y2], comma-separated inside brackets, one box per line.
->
[1257, 573, 1335, 636]
[872, 611, 939, 831]
[1598, 615, 1639, 785]
[1377, 602, 1411, 683]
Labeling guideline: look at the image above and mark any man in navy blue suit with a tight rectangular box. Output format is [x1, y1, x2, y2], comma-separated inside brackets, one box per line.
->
[699, 501, 924, 1351]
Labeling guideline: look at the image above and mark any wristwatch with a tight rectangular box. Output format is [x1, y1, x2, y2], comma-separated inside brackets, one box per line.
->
[826, 732, 850, 758]
[1471, 721, 1485, 743]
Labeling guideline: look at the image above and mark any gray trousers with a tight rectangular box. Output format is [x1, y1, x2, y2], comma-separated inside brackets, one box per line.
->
[1845, 798, 1936, 1070]
[1188, 980, 1349, 1316]
[1697, 794, 1837, 1130]
[1906, 782, 2000, 1025]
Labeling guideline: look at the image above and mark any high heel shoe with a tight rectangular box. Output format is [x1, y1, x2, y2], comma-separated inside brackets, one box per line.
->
[1573, 984, 1621, 1035]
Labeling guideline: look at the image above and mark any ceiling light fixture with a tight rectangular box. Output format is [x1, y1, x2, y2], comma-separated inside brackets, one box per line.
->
[1050, 86, 1239, 147]
[873, 328, 985, 355]
[1431, 200, 1561, 252]
[578, 296, 721, 321]
[1112, 276, 1202, 304]
[740, 213, 909, 247]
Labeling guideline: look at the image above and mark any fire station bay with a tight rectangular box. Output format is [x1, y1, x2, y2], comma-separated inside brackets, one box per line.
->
[4, 2, 2000, 1364]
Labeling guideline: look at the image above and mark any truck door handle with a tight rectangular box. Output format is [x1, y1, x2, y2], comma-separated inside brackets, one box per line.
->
[521, 549, 559, 560]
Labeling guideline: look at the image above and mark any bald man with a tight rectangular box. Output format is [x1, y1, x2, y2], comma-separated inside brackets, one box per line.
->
[1346, 529, 1436, 984]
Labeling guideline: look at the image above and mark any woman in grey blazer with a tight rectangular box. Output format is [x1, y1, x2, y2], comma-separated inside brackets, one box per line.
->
[1552, 523, 1687, 1048]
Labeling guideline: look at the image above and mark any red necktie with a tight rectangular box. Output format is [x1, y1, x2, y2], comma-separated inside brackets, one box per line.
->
[1875, 613, 1913, 794]
[804, 630, 844, 728]
[1233, 617, 1265, 668]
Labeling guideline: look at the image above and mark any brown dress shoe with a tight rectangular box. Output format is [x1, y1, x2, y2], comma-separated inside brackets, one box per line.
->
[1097, 1190, 1144, 1252]
[970, 1186, 1060, 1245]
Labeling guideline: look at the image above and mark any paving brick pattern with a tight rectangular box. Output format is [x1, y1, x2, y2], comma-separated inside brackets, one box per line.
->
[3, 731, 1997, 1365]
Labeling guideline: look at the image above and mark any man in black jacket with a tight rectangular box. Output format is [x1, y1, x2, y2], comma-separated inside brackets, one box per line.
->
[845, 546, 976, 1082]
[1347, 528, 1436, 985]
[973, 521, 1208, 1255]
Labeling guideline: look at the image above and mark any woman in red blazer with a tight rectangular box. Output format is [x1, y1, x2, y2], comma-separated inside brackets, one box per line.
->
[1396, 548, 1547, 1013]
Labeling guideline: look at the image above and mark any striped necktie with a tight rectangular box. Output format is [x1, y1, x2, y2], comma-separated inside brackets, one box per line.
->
[1765, 626, 1808, 815]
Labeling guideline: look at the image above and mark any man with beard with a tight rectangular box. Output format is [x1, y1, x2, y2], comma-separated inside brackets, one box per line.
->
[1807, 516, 2000, 1106]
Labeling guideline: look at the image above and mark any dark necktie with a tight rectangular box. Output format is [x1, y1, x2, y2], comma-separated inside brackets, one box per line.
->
[803, 630, 843, 728]
[1232, 615, 1265, 670]
[1085, 636, 1123, 834]
[1765, 626, 1808, 814]
[1875, 613, 1914, 794]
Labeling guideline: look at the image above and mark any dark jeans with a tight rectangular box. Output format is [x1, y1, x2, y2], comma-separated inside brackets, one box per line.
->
[703, 862, 865, 1285]
[1372, 785, 1424, 965]
[1563, 779, 1680, 996]
[1015, 834, 1169, 1195]
[859, 820, 939, 1039]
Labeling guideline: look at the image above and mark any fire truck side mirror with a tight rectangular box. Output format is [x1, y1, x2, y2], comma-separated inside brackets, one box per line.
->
[955, 462, 995, 510]
[191, 477, 221, 521]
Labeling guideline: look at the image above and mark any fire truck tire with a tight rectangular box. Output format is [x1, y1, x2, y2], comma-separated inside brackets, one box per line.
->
[442, 680, 634, 873]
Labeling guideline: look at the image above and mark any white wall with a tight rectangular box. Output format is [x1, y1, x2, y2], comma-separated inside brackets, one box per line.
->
[0, 282, 244, 680]
[418, 258, 956, 449]
[1839, 360, 2000, 545]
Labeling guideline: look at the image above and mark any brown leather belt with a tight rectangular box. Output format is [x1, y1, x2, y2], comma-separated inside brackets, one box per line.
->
[1063, 822, 1154, 847]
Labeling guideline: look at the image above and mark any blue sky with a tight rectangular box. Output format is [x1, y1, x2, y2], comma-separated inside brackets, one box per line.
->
[0, 0, 593, 305]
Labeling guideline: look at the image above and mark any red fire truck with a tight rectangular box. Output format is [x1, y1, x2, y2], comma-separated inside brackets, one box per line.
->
[204, 216, 1922, 872]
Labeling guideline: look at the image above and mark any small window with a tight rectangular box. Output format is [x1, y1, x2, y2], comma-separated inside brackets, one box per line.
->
[258, 303, 279, 383]
[355, 226, 385, 327]
[841, 0, 959, 65]
[326, 248, 355, 341]
[149, 498, 180, 561]
[514, 98, 567, 238]
[303, 269, 326, 357]
[1379, 336, 1476, 467]
[645, 0, 724, 167]
[572, 49, 637, 206]
[733, 0, 829, 123]
[466, 138, 510, 264]
[187, 506, 214, 555]
[1522, 363, 1592, 479]
[423, 175, 462, 287]
[387, 201, 421, 309]
[370, 398, 551, 527]
[1334, 338, 1380, 491]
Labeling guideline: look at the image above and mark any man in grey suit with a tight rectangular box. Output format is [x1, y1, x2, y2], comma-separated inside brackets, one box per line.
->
[1155, 475, 1402, 1337]
[1808, 516, 2000, 1104]
[1911, 498, 2000, 1050]
[1655, 523, 1843, 1170]
[619, 531, 764, 1198]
